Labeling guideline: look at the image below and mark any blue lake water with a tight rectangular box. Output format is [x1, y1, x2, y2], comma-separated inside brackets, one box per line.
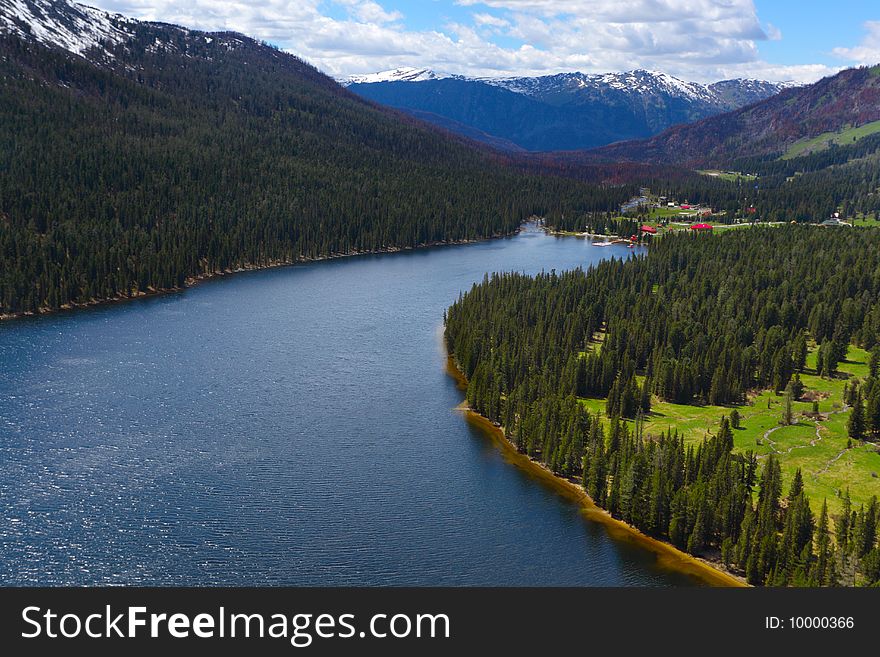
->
[0, 227, 701, 585]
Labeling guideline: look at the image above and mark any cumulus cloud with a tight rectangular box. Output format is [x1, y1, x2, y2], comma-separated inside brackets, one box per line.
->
[833, 21, 880, 67]
[87, 0, 839, 83]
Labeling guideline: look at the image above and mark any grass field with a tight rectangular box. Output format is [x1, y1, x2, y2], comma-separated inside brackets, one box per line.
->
[578, 345, 880, 515]
[781, 120, 880, 160]
[698, 170, 757, 182]
[648, 206, 698, 219]
[673, 222, 751, 231]
[852, 213, 880, 227]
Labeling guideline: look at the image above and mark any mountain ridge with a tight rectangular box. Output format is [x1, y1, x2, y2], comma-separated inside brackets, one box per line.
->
[345, 67, 792, 151]
[584, 64, 880, 166]
[341, 66, 793, 103]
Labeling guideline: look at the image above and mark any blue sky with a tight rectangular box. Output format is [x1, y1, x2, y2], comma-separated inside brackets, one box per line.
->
[756, 1, 873, 66]
[94, 1, 880, 82]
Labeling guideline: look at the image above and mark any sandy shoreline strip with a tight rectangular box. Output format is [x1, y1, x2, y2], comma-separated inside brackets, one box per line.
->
[446, 355, 747, 588]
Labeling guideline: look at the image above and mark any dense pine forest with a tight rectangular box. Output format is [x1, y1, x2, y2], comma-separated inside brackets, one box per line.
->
[445, 227, 880, 586]
[0, 30, 634, 316]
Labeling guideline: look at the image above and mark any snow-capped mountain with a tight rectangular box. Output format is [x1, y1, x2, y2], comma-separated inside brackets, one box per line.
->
[0, 0, 135, 58]
[484, 70, 718, 104]
[0, 0, 313, 76]
[345, 67, 793, 151]
[342, 67, 458, 85]
[706, 78, 795, 109]
[347, 67, 791, 111]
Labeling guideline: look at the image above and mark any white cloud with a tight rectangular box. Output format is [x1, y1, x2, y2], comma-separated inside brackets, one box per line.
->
[86, 0, 838, 83]
[473, 13, 509, 29]
[334, 0, 402, 24]
[833, 20, 880, 66]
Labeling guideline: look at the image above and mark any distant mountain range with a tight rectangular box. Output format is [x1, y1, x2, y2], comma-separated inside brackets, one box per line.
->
[343, 67, 792, 151]
[585, 64, 880, 167]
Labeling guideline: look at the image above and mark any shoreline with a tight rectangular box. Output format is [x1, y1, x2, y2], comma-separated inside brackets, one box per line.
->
[446, 354, 747, 588]
[0, 231, 515, 323]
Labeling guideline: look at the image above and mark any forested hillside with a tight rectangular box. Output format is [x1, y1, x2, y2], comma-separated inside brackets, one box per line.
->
[446, 227, 880, 585]
[0, 17, 630, 316]
[589, 65, 880, 166]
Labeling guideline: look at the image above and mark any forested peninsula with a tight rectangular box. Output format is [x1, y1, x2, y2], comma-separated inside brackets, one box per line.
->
[445, 227, 880, 586]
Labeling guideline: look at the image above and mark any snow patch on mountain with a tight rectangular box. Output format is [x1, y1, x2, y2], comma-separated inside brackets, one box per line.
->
[345, 66, 792, 108]
[342, 67, 456, 85]
[0, 0, 134, 57]
[487, 70, 722, 104]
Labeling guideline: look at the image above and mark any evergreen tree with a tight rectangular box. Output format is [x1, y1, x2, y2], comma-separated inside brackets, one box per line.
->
[847, 390, 865, 441]
[870, 346, 880, 378]
[782, 390, 793, 426]
[730, 408, 741, 429]
[812, 499, 834, 586]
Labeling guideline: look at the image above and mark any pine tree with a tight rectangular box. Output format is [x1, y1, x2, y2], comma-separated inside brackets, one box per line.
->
[789, 374, 804, 400]
[836, 489, 852, 553]
[813, 499, 834, 586]
[730, 408, 741, 429]
[639, 377, 652, 414]
[847, 390, 865, 441]
[782, 390, 793, 426]
[687, 506, 706, 555]
[866, 389, 880, 437]
[870, 345, 880, 378]
[792, 332, 808, 372]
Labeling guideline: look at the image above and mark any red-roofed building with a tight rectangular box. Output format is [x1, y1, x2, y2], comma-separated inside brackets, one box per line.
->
[690, 223, 713, 231]
[640, 225, 657, 234]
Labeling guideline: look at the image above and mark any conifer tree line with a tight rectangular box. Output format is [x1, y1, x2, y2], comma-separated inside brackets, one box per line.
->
[0, 32, 635, 315]
[445, 227, 880, 585]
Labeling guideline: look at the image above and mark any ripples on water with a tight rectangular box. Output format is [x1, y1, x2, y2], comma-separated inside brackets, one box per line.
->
[0, 228, 700, 585]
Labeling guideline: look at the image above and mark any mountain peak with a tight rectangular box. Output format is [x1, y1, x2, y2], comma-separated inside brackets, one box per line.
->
[0, 0, 134, 57]
[588, 64, 880, 166]
[342, 67, 453, 86]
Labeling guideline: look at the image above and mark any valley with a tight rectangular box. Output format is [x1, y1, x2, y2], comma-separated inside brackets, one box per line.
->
[3, 0, 880, 592]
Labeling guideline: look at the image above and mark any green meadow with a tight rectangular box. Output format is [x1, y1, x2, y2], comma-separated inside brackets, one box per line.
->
[782, 120, 880, 160]
[697, 169, 758, 182]
[579, 344, 880, 515]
